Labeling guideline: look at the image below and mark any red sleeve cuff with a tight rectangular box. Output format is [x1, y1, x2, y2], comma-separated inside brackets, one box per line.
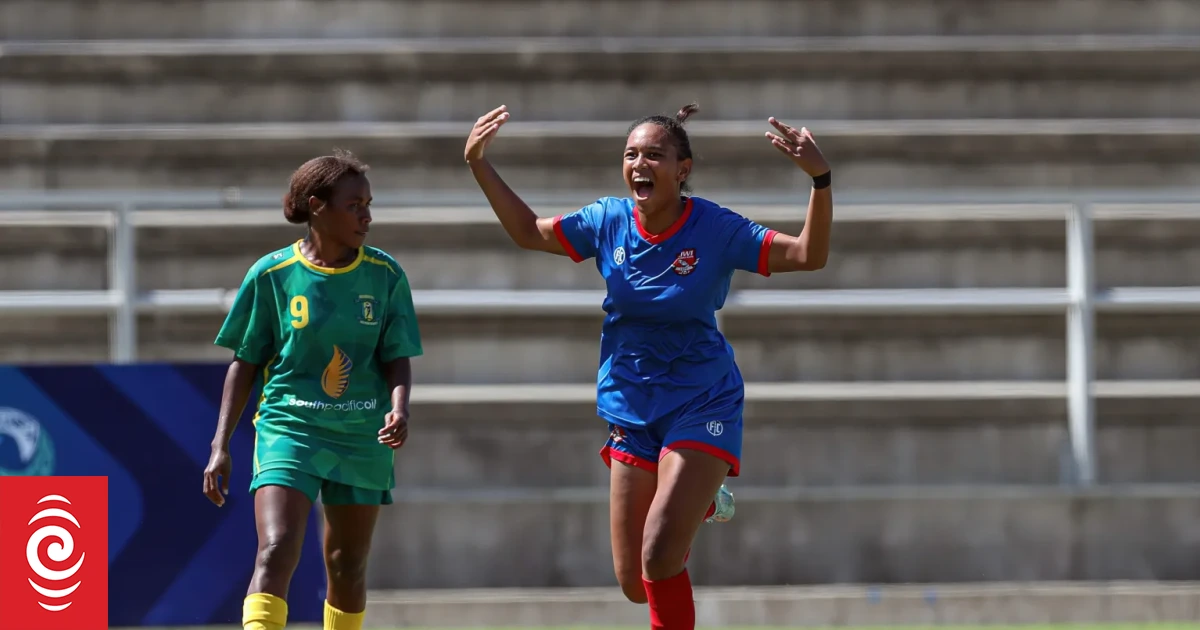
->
[757, 229, 778, 277]
[552, 215, 585, 263]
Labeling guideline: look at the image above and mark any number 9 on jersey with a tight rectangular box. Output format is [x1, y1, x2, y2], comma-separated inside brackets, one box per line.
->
[290, 295, 309, 329]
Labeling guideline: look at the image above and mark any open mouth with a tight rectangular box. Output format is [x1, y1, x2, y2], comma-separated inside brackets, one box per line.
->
[632, 175, 654, 200]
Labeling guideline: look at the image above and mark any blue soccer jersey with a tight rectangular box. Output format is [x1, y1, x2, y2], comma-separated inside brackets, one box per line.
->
[552, 196, 777, 429]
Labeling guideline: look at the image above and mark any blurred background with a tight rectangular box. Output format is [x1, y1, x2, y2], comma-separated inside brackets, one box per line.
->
[2, 0, 1200, 628]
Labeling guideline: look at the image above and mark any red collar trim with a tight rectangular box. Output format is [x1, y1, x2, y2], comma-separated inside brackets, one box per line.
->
[635, 197, 694, 244]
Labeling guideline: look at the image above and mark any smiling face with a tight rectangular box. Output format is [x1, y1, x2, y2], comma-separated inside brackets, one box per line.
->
[623, 123, 692, 212]
[310, 172, 373, 250]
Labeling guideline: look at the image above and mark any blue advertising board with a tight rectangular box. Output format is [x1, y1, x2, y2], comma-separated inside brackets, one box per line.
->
[0, 364, 326, 626]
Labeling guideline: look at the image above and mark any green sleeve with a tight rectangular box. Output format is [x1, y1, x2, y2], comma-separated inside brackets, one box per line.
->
[380, 271, 423, 361]
[214, 266, 276, 365]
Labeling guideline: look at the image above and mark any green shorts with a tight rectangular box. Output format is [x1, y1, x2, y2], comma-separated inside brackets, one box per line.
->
[250, 468, 394, 506]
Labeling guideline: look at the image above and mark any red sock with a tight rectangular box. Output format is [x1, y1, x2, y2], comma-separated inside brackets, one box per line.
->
[642, 569, 695, 630]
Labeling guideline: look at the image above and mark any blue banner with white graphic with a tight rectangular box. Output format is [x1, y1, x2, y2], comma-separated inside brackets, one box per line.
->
[0, 364, 326, 626]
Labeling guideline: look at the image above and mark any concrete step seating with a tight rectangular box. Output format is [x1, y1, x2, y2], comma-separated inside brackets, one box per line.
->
[2, 35, 1197, 124]
[9, 206, 1200, 291]
[367, 484, 1200, 587]
[2, 2, 1198, 190]
[3, 196, 1200, 375]
[5, 118, 1200, 191]
[3, 0, 1199, 39]
[5, 310, 1200, 384]
[392, 381, 1200, 489]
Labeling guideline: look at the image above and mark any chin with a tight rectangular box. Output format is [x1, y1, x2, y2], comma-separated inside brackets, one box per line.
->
[646, 194, 677, 212]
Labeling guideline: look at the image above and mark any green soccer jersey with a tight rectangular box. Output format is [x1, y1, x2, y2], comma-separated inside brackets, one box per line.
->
[214, 240, 423, 491]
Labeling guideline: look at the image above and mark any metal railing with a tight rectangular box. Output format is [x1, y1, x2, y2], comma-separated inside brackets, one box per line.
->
[6, 188, 1200, 486]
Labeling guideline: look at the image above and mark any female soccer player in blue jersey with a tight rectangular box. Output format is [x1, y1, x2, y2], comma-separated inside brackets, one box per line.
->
[465, 103, 832, 630]
[202, 151, 424, 630]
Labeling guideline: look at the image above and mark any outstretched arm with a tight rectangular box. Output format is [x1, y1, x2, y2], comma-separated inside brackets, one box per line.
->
[762, 118, 834, 273]
[465, 105, 570, 256]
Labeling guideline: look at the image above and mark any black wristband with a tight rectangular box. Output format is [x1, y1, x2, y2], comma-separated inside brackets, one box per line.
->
[812, 171, 832, 190]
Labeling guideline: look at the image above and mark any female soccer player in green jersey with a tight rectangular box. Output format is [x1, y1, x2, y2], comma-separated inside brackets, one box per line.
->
[202, 150, 424, 630]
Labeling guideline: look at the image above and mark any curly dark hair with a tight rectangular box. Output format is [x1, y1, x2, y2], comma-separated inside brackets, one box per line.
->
[282, 149, 370, 224]
[627, 103, 699, 193]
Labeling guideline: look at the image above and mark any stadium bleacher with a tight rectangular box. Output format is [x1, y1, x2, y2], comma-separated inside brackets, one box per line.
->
[4, 0, 1200, 604]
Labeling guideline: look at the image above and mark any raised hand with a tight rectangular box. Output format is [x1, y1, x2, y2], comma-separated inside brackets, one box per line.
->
[465, 105, 511, 163]
[765, 117, 830, 177]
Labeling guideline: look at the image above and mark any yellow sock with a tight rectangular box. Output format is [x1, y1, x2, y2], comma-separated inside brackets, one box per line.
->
[324, 600, 365, 630]
[243, 592, 288, 630]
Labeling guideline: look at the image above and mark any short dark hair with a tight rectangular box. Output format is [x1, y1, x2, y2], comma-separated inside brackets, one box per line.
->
[283, 149, 370, 224]
[627, 103, 699, 193]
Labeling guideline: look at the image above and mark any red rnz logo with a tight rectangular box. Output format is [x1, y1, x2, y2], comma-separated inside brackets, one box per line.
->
[0, 476, 108, 630]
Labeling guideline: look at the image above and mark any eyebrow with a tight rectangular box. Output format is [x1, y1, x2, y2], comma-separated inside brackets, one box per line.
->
[626, 145, 666, 152]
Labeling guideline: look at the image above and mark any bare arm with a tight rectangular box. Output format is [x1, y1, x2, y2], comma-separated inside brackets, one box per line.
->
[382, 357, 412, 417]
[467, 156, 568, 255]
[203, 357, 259, 506]
[762, 118, 834, 273]
[465, 105, 569, 256]
[768, 184, 833, 272]
[210, 358, 259, 451]
[378, 357, 413, 449]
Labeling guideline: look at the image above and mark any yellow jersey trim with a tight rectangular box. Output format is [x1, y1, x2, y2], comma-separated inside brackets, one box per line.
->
[263, 254, 300, 276]
[364, 256, 397, 275]
[292, 240, 364, 275]
[251, 359, 272, 427]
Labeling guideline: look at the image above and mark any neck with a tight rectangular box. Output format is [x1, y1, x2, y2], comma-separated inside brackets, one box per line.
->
[301, 230, 355, 267]
[635, 197, 686, 235]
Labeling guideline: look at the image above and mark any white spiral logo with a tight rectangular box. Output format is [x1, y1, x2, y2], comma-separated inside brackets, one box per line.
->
[26, 494, 85, 612]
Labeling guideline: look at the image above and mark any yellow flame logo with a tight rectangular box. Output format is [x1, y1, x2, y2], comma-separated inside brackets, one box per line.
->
[321, 346, 353, 399]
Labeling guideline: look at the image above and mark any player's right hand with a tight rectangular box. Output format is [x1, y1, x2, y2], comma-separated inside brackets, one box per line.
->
[465, 105, 510, 163]
[202, 446, 232, 507]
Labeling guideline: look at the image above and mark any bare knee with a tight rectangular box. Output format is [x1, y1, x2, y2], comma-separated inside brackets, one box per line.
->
[325, 545, 370, 593]
[641, 533, 688, 581]
[255, 533, 303, 580]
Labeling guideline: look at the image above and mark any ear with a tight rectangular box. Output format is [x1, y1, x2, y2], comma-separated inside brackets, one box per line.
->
[677, 157, 692, 186]
[307, 195, 325, 218]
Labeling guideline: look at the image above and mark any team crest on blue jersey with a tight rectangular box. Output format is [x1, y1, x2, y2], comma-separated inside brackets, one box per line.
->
[671, 248, 699, 276]
[613, 246, 626, 265]
[355, 295, 379, 326]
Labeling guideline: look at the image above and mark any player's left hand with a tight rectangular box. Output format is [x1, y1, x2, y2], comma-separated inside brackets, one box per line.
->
[765, 117, 830, 178]
[379, 409, 408, 449]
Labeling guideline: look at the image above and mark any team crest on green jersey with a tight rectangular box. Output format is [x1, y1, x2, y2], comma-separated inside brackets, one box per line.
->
[356, 295, 379, 326]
